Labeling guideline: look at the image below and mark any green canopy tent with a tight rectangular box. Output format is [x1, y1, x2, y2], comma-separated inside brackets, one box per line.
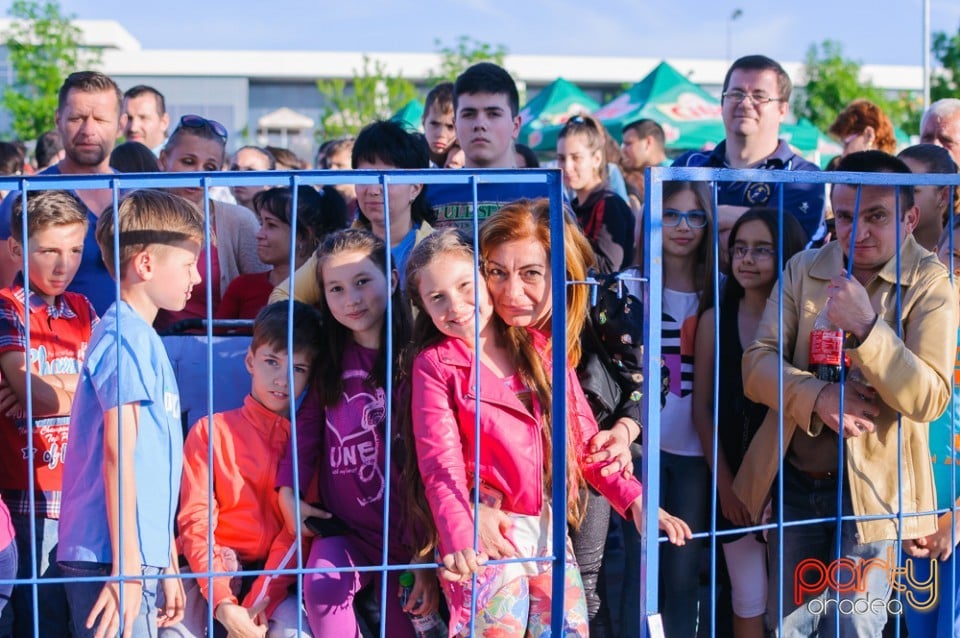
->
[526, 61, 727, 152]
[518, 77, 600, 146]
[390, 100, 424, 132]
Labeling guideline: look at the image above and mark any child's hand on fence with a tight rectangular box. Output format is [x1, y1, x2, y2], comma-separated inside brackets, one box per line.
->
[214, 600, 268, 638]
[439, 548, 487, 582]
[400, 568, 441, 616]
[627, 497, 692, 546]
[657, 508, 693, 546]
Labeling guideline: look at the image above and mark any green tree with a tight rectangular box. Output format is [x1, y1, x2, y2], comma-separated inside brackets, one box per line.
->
[316, 55, 418, 139]
[794, 40, 920, 136]
[932, 24, 960, 101]
[1, 0, 99, 140]
[429, 36, 508, 84]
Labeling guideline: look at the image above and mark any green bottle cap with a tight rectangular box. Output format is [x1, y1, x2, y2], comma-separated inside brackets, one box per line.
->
[398, 571, 414, 587]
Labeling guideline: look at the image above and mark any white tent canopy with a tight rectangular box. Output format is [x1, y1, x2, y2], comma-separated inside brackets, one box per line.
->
[257, 107, 314, 130]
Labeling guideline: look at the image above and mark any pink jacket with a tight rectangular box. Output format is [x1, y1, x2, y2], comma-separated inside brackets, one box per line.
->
[411, 336, 643, 556]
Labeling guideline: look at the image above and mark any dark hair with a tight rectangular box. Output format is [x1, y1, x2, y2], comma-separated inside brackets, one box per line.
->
[515, 143, 540, 168]
[164, 116, 228, 158]
[623, 118, 666, 147]
[250, 300, 322, 357]
[34, 130, 63, 168]
[265, 146, 304, 170]
[898, 143, 958, 174]
[318, 138, 354, 169]
[0, 142, 24, 176]
[898, 143, 960, 224]
[723, 55, 792, 102]
[122, 85, 166, 116]
[232, 145, 276, 170]
[835, 150, 915, 211]
[454, 62, 520, 117]
[252, 186, 349, 255]
[313, 229, 412, 407]
[423, 81, 454, 117]
[638, 181, 718, 314]
[58, 71, 122, 112]
[110, 141, 161, 173]
[721, 207, 806, 304]
[352, 120, 436, 226]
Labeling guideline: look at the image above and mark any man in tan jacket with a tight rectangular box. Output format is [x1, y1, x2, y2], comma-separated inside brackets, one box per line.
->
[734, 150, 957, 636]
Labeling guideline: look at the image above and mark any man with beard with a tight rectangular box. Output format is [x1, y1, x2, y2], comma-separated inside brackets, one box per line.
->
[0, 71, 125, 314]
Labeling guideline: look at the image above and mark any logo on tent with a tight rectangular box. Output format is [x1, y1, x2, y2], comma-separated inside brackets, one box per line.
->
[656, 92, 722, 121]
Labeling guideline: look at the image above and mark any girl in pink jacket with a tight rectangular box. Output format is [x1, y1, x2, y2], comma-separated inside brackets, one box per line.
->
[404, 229, 690, 636]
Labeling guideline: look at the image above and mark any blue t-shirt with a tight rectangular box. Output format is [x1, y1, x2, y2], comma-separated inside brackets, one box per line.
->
[57, 301, 183, 568]
[929, 328, 960, 510]
[428, 180, 552, 231]
[672, 139, 826, 243]
[0, 165, 117, 315]
[391, 224, 418, 289]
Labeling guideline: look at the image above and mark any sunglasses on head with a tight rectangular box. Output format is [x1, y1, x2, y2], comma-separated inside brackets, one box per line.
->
[177, 115, 228, 142]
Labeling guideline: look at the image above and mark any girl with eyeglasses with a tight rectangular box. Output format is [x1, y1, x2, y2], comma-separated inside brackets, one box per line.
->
[155, 115, 268, 330]
[556, 115, 635, 273]
[691, 207, 806, 638]
[635, 179, 715, 638]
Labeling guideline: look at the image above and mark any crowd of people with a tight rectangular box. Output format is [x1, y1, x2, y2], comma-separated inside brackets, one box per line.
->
[0, 50, 957, 638]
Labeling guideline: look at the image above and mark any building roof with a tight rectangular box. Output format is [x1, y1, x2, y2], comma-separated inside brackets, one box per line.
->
[1, 18, 926, 92]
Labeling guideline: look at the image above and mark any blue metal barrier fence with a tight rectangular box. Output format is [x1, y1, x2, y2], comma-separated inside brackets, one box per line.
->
[0, 165, 958, 637]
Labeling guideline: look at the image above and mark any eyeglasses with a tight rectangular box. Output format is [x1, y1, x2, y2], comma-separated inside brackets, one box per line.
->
[663, 209, 708, 228]
[721, 90, 784, 106]
[732, 245, 776, 260]
[176, 115, 228, 142]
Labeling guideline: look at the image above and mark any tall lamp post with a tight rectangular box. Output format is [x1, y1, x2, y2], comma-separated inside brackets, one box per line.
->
[923, 0, 930, 112]
[727, 9, 743, 63]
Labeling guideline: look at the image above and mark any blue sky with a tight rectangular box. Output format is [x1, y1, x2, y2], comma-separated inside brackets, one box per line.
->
[55, 0, 959, 67]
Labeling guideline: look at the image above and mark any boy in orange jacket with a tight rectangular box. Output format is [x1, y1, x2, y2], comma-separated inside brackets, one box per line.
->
[164, 301, 321, 637]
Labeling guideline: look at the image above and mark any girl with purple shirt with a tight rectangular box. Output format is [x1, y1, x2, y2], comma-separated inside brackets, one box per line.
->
[275, 229, 437, 636]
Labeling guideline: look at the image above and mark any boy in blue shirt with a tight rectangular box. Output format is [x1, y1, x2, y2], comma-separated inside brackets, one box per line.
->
[57, 189, 204, 638]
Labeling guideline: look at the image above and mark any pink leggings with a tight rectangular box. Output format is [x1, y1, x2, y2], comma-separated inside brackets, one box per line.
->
[303, 535, 414, 638]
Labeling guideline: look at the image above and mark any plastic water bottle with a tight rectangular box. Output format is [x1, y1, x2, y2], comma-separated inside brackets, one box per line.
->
[398, 571, 447, 637]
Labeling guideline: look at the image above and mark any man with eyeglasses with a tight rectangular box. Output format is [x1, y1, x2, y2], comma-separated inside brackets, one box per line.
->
[673, 55, 825, 249]
[0, 71, 125, 315]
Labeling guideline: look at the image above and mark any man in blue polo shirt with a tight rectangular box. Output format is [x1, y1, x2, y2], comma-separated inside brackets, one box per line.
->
[0, 71, 124, 315]
[673, 55, 825, 251]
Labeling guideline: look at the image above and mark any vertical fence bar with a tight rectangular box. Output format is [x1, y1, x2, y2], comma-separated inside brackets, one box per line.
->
[548, 169, 568, 637]
[379, 170, 393, 638]
[640, 166, 664, 635]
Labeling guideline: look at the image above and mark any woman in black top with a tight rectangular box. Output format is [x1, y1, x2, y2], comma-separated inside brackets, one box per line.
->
[557, 115, 636, 273]
[692, 208, 806, 638]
